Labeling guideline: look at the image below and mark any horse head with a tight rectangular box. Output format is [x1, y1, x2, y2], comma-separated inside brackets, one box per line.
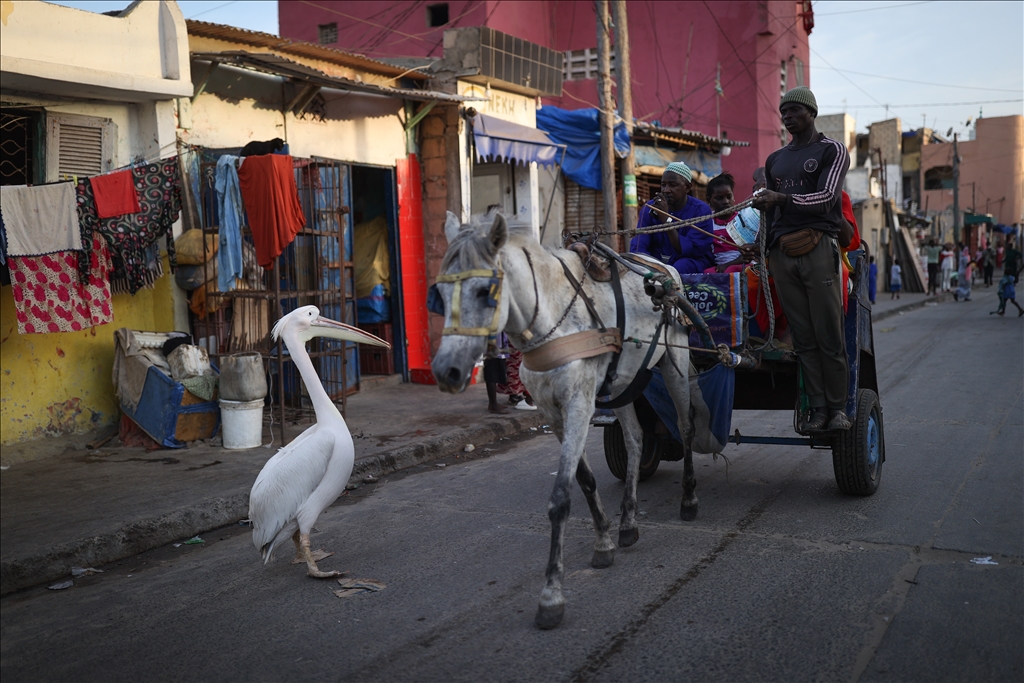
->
[432, 210, 512, 393]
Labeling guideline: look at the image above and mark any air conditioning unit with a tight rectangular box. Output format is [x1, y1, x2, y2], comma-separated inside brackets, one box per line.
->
[443, 27, 563, 98]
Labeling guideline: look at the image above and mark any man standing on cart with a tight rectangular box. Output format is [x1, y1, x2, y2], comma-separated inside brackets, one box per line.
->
[752, 86, 852, 432]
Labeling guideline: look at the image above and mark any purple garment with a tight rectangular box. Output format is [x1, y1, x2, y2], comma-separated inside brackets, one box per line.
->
[629, 198, 715, 273]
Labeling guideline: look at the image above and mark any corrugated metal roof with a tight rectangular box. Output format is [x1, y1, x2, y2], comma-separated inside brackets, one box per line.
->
[186, 19, 429, 81]
[633, 122, 750, 149]
[191, 51, 479, 104]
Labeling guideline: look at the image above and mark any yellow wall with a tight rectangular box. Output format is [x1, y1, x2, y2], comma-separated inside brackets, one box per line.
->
[1, 257, 177, 445]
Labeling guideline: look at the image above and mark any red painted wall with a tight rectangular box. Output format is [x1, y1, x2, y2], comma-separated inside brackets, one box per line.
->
[281, 0, 811, 189]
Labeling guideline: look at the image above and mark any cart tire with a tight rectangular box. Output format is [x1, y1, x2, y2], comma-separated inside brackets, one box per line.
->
[831, 388, 884, 496]
[603, 421, 661, 482]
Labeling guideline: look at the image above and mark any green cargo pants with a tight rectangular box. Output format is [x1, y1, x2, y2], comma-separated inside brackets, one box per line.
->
[769, 234, 848, 410]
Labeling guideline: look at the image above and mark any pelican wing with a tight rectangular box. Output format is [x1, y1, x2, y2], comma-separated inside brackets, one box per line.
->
[249, 425, 335, 561]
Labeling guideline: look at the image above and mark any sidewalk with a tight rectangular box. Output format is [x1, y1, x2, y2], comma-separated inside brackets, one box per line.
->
[0, 286, 970, 596]
[0, 380, 545, 595]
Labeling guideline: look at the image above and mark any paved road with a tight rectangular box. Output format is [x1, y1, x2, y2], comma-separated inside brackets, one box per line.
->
[2, 289, 1021, 683]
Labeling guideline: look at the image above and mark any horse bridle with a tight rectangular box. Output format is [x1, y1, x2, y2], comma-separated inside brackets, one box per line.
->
[436, 268, 504, 351]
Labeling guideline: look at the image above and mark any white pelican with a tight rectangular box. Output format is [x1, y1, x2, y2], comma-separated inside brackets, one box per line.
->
[249, 305, 391, 578]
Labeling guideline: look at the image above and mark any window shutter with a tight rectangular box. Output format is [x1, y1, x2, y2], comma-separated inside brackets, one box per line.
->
[46, 114, 115, 181]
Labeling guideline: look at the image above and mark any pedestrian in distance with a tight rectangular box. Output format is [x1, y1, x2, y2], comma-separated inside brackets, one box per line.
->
[940, 242, 955, 291]
[868, 255, 877, 304]
[980, 245, 995, 287]
[752, 85, 852, 432]
[953, 242, 972, 302]
[890, 258, 902, 300]
[497, 342, 537, 410]
[483, 332, 510, 414]
[990, 269, 1024, 316]
[924, 238, 942, 295]
[1004, 238, 1022, 285]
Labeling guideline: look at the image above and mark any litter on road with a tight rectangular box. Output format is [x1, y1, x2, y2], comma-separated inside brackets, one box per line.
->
[970, 556, 998, 565]
[70, 567, 103, 577]
[183, 536, 204, 545]
[334, 578, 387, 599]
[48, 580, 73, 590]
[464, 444, 475, 452]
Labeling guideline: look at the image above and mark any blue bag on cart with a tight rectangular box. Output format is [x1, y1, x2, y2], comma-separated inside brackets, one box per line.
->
[643, 365, 735, 454]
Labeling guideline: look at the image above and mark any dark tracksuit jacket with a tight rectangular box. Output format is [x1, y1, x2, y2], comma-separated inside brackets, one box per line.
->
[764, 133, 851, 412]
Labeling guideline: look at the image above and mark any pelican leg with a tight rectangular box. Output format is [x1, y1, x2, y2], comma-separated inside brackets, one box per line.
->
[299, 533, 342, 578]
[291, 529, 335, 564]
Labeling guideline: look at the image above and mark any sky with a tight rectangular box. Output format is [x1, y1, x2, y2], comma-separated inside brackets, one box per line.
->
[46, 0, 1024, 137]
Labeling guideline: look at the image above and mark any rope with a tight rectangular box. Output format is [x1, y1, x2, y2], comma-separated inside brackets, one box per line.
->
[747, 208, 777, 352]
[624, 335, 738, 366]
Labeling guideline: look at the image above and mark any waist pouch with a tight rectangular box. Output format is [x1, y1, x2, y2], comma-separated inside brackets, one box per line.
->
[778, 228, 823, 257]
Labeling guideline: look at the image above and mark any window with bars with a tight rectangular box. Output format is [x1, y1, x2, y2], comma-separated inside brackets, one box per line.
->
[0, 110, 44, 186]
[318, 22, 338, 44]
[45, 113, 115, 182]
[563, 48, 615, 82]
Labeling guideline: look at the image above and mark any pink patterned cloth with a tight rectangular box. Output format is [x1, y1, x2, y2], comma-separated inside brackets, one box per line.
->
[8, 234, 114, 334]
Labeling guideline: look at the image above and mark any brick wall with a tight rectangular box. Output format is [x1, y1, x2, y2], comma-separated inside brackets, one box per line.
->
[419, 104, 462, 357]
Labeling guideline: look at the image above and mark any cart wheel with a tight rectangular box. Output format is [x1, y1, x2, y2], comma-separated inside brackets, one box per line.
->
[831, 388, 884, 495]
[603, 421, 661, 482]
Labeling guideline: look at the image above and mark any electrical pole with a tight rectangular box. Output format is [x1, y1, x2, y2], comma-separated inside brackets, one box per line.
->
[613, 0, 636, 250]
[952, 133, 961, 244]
[595, 0, 617, 243]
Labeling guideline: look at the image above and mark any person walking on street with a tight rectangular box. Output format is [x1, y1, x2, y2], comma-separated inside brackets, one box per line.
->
[752, 85, 851, 432]
[990, 269, 1024, 317]
[1004, 238, 1022, 284]
[980, 245, 995, 287]
[890, 259, 902, 300]
[954, 243, 972, 302]
[924, 238, 942, 295]
[940, 243, 955, 291]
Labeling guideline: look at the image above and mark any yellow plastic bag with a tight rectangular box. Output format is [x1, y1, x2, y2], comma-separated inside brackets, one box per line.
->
[175, 229, 218, 265]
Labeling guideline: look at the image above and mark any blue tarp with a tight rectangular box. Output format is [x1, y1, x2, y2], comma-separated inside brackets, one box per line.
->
[357, 283, 391, 323]
[644, 365, 735, 454]
[536, 106, 631, 190]
[473, 113, 564, 167]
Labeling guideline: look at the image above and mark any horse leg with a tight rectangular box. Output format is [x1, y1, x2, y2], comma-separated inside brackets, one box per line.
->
[575, 454, 617, 568]
[661, 345, 699, 520]
[612, 405, 644, 547]
[535, 402, 594, 630]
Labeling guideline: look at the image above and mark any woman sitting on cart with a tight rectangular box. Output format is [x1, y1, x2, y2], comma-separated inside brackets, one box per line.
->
[702, 172, 760, 273]
[629, 161, 714, 273]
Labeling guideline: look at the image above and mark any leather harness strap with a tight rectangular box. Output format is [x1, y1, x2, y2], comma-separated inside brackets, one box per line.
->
[521, 328, 623, 372]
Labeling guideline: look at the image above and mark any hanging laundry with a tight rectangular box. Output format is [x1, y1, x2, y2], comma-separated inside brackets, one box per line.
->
[76, 158, 182, 295]
[110, 242, 164, 296]
[90, 169, 141, 218]
[0, 182, 81, 256]
[237, 154, 305, 269]
[7, 233, 113, 334]
[0, 211, 8, 266]
[215, 155, 245, 292]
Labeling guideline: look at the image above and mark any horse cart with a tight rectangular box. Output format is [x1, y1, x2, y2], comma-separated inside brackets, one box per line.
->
[599, 249, 885, 497]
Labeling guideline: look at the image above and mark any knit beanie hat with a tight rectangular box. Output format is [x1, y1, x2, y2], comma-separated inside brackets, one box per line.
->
[664, 161, 692, 182]
[779, 86, 818, 115]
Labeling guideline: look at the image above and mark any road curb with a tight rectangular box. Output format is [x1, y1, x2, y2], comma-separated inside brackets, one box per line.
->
[0, 411, 546, 596]
[872, 292, 953, 322]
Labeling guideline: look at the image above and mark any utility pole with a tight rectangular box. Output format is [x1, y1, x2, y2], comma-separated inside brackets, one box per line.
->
[595, 0, 617, 243]
[952, 133, 961, 244]
[612, 0, 636, 249]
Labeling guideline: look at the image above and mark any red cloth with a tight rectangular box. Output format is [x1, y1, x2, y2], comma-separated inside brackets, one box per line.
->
[237, 154, 305, 269]
[841, 191, 860, 252]
[90, 170, 140, 219]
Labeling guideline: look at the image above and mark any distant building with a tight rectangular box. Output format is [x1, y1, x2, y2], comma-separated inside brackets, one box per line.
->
[278, 0, 814, 184]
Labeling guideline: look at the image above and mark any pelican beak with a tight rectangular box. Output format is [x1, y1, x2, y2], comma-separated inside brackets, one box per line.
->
[310, 316, 391, 348]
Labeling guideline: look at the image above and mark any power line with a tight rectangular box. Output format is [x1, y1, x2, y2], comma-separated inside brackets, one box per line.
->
[819, 98, 1023, 108]
[186, 1, 239, 19]
[810, 65, 1022, 94]
[814, 1, 935, 16]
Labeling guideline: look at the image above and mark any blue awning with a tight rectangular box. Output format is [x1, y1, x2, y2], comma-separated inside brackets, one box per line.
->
[472, 113, 565, 167]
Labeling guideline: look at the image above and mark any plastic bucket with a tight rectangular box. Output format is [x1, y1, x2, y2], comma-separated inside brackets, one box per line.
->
[219, 352, 268, 402]
[219, 399, 264, 449]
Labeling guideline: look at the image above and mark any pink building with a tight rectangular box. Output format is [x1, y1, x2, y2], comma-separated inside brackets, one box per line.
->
[279, 1, 813, 183]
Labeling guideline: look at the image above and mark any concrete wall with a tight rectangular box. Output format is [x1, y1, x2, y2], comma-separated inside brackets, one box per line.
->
[0, 0, 191, 100]
[920, 116, 1024, 227]
[1, 2, 190, 446]
[278, 0, 812, 194]
[817, 113, 856, 154]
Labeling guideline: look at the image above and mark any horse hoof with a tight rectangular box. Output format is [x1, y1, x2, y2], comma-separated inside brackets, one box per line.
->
[618, 528, 639, 548]
[680, 502, 699, 521]
[591, 548, 616, 568]
[535, 603, 565, 629]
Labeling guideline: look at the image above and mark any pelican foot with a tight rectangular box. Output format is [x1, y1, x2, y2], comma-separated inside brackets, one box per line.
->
[292, 549, 335, 564]
[307, 566, 345, 579]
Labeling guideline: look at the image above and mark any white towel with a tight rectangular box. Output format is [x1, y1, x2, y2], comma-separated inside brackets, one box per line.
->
[0, 183, 82, 256]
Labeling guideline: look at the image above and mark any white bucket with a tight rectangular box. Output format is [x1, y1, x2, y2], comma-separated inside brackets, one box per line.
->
[219, 399, 264, 449]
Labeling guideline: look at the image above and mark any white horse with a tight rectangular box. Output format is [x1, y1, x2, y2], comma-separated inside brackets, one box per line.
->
[431, 211, 696, 629]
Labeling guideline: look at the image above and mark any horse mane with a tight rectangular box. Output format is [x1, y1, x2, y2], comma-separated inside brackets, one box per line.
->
[439, 211, 535, 272]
